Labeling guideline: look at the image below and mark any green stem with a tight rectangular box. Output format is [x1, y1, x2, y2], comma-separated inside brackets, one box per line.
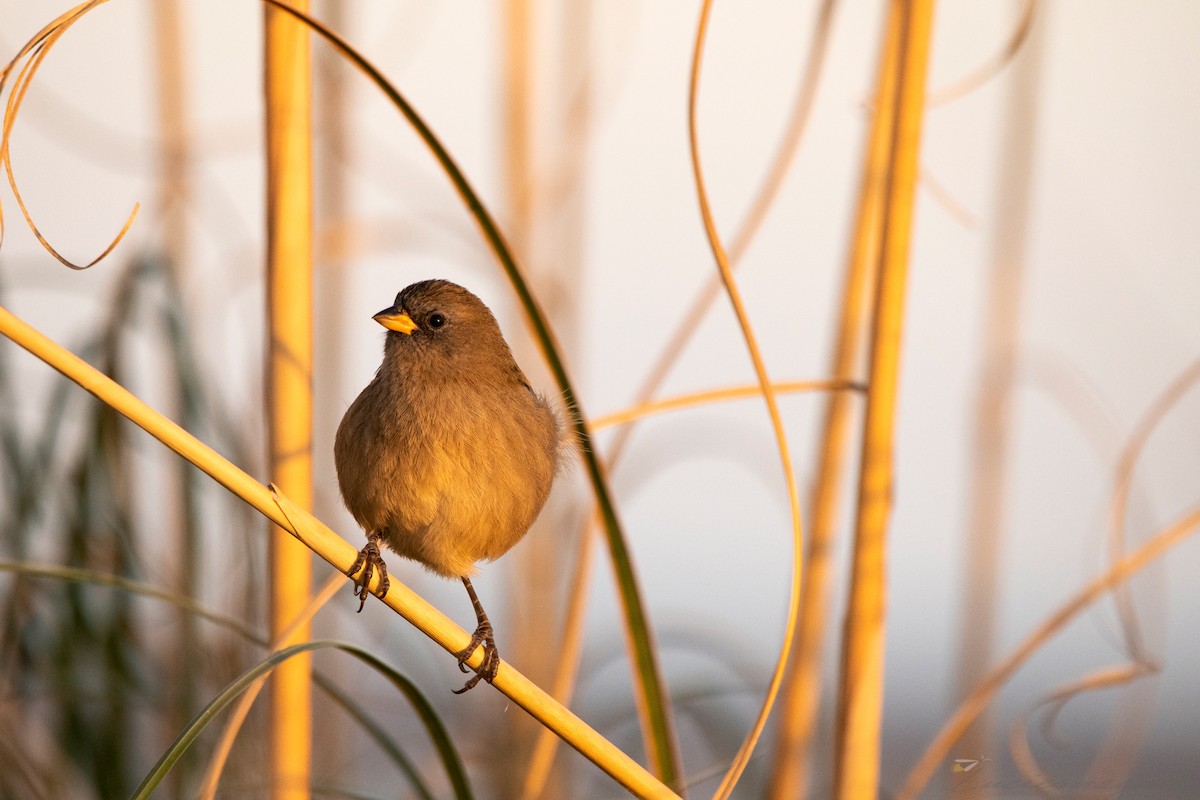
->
[259, 0, 681, 788]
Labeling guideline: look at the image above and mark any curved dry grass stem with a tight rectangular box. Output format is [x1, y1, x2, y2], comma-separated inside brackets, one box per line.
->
[1008, 358, 1200, 797]
[895, 506, 1200, 800]
[0, 0, 139, 268]
[1106, 358, 1200, 656]
[900, 358, 1200, 799]
[769, 7, 902, 796]
[199, 572, 344, 800]
[524, 4, 843, 791]
[926, 0, 1038, 107]
[613, 0, 839, 469]
[589, 379, 863, 432]
[521, 377, 861, 797]
[835, 1, 936, 797]
[0, 304, 679, 800]
[1009, 661, 1157, 796]
[687, 2, 806, 797]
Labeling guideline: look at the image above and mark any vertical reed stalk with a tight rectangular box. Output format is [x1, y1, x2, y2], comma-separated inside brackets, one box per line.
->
[506, 3, 595, 795]
[834, 1, 935, 797]
[952, 5, 1042, 792]
[312, 0, 350, 773]
[264, 2, 314, 798]
[500, 2, 550, 791]
[150, 0, 199, 791]
[503, 0, 533, 255]
[769, 4, 901, 796]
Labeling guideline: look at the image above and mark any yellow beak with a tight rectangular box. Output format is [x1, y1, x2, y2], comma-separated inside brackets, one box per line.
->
[373, 307, 418, 335]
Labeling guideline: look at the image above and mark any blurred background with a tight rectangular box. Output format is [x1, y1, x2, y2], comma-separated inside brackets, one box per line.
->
[0, 1, 1198, 797]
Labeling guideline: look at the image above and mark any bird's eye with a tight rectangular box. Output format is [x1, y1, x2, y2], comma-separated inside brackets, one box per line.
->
[428, 312, 446, 329]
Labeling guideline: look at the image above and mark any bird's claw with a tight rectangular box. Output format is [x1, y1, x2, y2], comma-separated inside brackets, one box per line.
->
[349, 532, 390, 612]
[452, 618, 499, 693]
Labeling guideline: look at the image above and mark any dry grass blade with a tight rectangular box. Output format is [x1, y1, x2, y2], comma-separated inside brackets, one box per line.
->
[521, 376, 861, 797]
[1001, 362, 1195, 798]
[895, 506, 1200, 800]
[0, 304, 678, 799]
[0, 0, 139, 267]
[523, 5, 843, 790]
[918, 166, 976, 227]
[1105, 357, 1200, 658]
[927, 0, 1038, 107]
[613, 0, 839, 467]
[769, 5, 902, 795]
[688, 2, 807, 796]
[901, 356, 1200, 798]
[1007, 660, 1157, 798]
[589, 380, 863, 432]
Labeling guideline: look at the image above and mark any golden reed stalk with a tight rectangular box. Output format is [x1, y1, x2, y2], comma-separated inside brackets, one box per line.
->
[264, 1, 315, 797]
[834, 1, 936, 798]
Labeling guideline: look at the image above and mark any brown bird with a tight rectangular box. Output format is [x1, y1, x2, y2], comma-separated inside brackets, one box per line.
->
[335, 279, 562, 692]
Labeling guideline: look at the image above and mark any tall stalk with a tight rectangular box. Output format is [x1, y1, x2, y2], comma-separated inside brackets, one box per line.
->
[952, 4, 1042, 792]
[150, 0, 200, 793]
[769, 4, 901, 796]
[264, 1, 314, 797]
[833, 1, 936, 797]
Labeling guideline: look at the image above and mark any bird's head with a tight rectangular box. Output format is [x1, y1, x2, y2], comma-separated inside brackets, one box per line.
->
[374, 279, 515, 374]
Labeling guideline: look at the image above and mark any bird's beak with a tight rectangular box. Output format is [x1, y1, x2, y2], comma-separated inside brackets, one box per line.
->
[373, 307, 419, 335]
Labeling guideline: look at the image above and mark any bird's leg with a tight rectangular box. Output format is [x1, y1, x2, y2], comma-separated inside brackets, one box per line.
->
[348, 531, 390, 612]
[452, 576, 500, 693]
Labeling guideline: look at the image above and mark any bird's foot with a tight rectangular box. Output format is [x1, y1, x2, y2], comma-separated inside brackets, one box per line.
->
[349, 532, 390, 612]
[452, 617, 499, 694]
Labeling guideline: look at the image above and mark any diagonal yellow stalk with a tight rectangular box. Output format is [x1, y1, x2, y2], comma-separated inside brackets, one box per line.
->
[688, 2, 806, 797]
[834, 1, 936, 798]
[264, 2, 315, 798]
[769, 5, 902, 797]
[0, 304, 679, 800]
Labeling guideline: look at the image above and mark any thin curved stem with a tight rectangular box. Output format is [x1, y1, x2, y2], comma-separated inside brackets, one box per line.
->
[896, 506, 1200, 800]
[687, 2, 807, 796]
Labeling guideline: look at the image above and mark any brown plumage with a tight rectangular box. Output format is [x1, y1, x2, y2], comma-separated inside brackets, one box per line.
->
[335, 279, 561, 692]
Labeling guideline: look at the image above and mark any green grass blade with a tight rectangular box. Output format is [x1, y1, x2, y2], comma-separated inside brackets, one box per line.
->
[257, 2, 681, 788]
[312, 674, 438, 800]
[0, 561, 433, 794]
[131, 640, 473, 800]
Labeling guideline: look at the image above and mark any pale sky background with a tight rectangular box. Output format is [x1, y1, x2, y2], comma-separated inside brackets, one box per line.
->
[1, 1, 1198, 796]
